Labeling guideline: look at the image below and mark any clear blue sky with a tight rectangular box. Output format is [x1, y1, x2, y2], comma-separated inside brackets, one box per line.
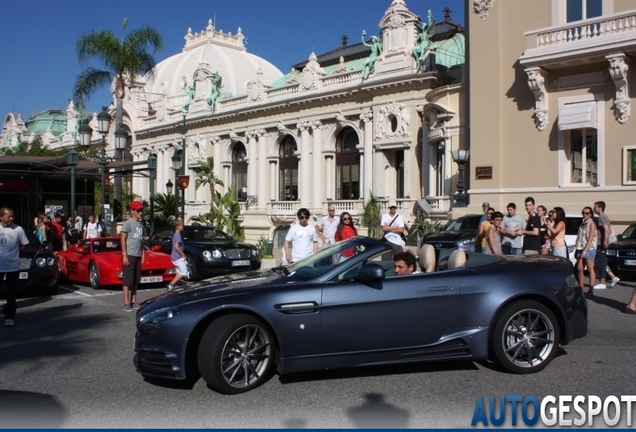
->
[0, 0, 464, 120]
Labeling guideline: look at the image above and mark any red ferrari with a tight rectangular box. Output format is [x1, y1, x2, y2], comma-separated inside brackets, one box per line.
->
[56, 237, 176, 289]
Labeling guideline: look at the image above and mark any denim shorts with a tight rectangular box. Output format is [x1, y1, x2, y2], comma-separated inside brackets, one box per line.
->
[575, 249, 596, 260]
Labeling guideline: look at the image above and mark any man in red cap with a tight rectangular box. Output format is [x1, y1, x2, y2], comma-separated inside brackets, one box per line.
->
[121, 200, 145, 312]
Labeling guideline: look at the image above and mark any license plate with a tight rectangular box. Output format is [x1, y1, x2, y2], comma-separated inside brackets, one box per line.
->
[624, 259, 636, 266]
[19, 272, 28, 279]
[231, 260, 250, 267]
[141, 276, 163, 283]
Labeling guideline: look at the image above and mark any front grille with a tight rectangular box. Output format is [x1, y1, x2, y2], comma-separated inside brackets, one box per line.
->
[20, 258, 32, 270]
[618, 250, 636, 258]
[141, 269, 165, 276]
[226, 248, 250, 259]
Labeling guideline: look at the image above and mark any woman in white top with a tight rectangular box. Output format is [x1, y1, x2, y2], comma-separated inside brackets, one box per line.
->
[574, 206, 597, 296]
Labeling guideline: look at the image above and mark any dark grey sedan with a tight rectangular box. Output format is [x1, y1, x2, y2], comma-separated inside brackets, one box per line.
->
[134, 236, 587, 394]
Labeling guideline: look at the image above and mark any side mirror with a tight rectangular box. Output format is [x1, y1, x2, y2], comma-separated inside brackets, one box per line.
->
[357, 263, 385, 282]
[75, 247, 88, 254]
[151, 244, 162, 251]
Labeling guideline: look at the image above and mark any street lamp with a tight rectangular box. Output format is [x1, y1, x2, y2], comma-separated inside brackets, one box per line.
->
[67, 150, 79, 220]
[171, 150, 182, 218]
[165, 179, 173, 195]
[113, 123, 129, 219]
[147, 154, 157, 234]
[451, 149, 470, 208]
[79, 107, 112, 230]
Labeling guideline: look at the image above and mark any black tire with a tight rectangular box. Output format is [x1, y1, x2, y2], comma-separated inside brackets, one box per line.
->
[89, 262, 102, 290]
[492, 300, 560, 374]
[43, 281, 59, 296]
[198, 314, 274, 394]
[185, 255, 200, 281]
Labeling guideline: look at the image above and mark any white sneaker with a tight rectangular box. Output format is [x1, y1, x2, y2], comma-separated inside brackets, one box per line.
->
[610, 277, 620, 288]
[5, 318, 14, 327]
[167, 284, 174, 291]
[593, 283, 607, 290]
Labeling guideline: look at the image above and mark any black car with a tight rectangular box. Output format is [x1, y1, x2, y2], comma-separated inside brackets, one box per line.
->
[147, 225, 261, 280]
[607, 223, 636, 279]
[1, 229, 59, 296]
[134, 236, 587, 394]
[420, 214, 482, 252]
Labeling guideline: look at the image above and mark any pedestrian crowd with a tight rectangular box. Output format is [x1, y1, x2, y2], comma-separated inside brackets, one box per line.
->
[475, 198, 624, 298]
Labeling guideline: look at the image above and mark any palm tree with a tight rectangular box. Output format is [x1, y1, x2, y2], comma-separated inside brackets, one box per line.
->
[73, 18, 163, 218]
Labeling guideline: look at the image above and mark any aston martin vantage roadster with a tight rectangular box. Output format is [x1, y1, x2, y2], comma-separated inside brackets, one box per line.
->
[134, 236, 587, 394]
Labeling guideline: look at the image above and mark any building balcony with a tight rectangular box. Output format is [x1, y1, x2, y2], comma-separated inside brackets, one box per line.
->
[520, 10, 636, 69]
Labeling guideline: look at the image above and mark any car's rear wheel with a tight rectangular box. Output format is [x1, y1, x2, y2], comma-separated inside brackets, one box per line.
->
[492, 300, 560, 374]
[198, 314, 274, 394]
[185, 255, 199, 281]
[89, 262, 102, 290]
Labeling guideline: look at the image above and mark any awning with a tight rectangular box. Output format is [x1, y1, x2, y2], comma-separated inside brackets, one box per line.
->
[558, 101, 597, 131]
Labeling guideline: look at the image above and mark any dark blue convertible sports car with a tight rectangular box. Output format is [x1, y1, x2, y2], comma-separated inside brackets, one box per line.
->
[134, 237, 587, 394]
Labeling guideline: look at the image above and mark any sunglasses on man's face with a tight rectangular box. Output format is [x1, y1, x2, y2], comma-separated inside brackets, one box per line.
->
[299, 215, 309, 220]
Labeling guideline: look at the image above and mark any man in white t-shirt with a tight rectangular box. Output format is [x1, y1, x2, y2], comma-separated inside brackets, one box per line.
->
[83, 214, 101, 239]
[74, 211, 83, 232]
[284, 208, 318, 263]
[316, 205, 339, 247]
[0, 207, 30, 327]
[381, 200, 405, 254]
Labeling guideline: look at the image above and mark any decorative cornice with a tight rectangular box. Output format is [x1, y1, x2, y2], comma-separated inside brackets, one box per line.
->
[607, 53, 631, 124]
[359, 109, 373, 123]
[525, 67, 548, 131]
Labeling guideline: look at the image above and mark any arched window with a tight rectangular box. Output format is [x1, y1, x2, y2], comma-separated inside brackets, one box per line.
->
[279, 136, 298, 201]
[232, 142, 247, 202]
[336, 127, 360, 200]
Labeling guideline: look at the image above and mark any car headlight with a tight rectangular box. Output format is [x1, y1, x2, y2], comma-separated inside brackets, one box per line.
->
[47, 257, 55, 266]
[203, 250, 212, 259]
[212, 250, 223, 259]
[35, 258, 46, 267]
[251, 249, 259, 257]
[606, 249, 617, 257]
[139, 307, 177, 325]
[459, 238, 475, 245]
[167, 267, 177, 275]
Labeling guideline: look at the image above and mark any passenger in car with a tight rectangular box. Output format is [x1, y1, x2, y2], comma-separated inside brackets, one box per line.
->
[393, 251, 420, 275]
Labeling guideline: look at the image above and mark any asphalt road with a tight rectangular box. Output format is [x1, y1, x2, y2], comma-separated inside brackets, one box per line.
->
[1, 279, 635, 428]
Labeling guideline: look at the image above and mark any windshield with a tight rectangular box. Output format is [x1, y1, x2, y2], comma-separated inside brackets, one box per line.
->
[621, 224, 636, 240]
[87, 239, 122, 253]
[284, 237, 387, 281]
[445, 216, 480, 231]
[183, 227, 233, 242]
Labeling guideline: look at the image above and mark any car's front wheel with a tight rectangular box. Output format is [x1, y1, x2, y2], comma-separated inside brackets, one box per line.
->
[492, 300, 560, 374]
[89, 262, 102, 290]
[185, 255, 200, 281]
[198, 314, 274, 394]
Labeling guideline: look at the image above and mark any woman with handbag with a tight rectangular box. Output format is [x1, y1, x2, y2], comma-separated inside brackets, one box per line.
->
[574, 206, 597, 296]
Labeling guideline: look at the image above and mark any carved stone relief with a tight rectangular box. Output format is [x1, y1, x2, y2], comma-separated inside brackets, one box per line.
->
[375, 101, 411, 139]
[607, 53, 631, 124]
[473, 0, 494, 22]
[525, 67, 548, 132]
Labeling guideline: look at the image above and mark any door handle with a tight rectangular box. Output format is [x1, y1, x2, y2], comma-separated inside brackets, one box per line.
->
[429, 286, 448, 291]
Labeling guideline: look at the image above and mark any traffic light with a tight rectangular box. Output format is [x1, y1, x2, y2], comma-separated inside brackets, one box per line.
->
[178, 175, 190, 189]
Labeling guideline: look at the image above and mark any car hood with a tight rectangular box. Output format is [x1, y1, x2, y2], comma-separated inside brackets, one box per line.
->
[609, 239, 636, 248]
[139, 267, 284, 311]
[186, 239, 254, 249]
[423, 230, 476, 241]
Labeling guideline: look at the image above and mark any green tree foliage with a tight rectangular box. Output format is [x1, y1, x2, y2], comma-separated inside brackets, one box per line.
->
[1, 137, 67, 157]
[192, 157, 245, 240]
[361, 191, 383, 239]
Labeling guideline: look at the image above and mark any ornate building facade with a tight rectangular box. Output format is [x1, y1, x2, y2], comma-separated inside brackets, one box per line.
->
[1, 0, 466, 243]
[468, 0, 636, 228]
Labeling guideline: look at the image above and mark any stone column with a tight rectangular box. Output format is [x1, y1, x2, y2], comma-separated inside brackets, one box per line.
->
[257, 130, 268, 209]
[211, 135, 223, 195]
[360, 109, 373, 201]
[269, 159, 277, 201]
[403, 146, 410, 198]
[297, 122, 311, 208]
[325, 154, 334, 200]
[246, 130, 258, 206]
[311, 121, 323, 212]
